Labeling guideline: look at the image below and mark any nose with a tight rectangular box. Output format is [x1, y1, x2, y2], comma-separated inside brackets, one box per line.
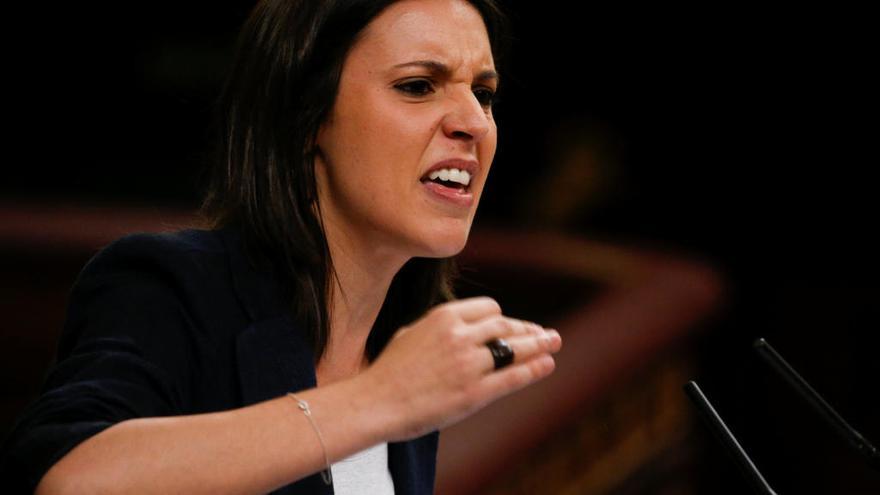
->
[441, 87, 492, 143]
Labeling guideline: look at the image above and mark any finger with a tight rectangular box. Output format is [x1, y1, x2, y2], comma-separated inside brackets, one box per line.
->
[468, 315, 546, 343]
[444, 296, 502, 323]
[507, 331, 562, 363]
[478, 331, 561, 373]
[477, 353, 557, 401]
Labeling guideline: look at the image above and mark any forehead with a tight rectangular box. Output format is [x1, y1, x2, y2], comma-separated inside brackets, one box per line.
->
[352, 0, 495, 72]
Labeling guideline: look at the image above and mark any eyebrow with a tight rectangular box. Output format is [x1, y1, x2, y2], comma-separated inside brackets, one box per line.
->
[391, 59, 499, 85]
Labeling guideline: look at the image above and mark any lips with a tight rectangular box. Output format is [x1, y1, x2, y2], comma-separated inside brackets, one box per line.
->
[421, 179, 474, 207]
[419, 158, 479, 183]
[418, 158, 479, 208]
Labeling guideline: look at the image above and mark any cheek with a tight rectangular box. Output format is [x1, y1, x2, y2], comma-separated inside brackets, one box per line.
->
[371, 108, 436, 177]
[343, 113, 428, 211]
[475, 123, 499, 189]
[482, 123, 498, 162]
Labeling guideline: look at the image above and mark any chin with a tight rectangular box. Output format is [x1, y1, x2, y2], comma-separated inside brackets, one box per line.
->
[414, 224, 472, 259]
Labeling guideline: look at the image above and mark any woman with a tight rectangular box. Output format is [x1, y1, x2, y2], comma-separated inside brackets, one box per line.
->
[0, 0, 562, 493]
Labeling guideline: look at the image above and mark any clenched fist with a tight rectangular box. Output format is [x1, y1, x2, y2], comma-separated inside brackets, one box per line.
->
[360, 296, 562, 442]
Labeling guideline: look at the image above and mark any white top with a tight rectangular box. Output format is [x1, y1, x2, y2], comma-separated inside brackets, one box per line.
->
[330, 442, 395, 495]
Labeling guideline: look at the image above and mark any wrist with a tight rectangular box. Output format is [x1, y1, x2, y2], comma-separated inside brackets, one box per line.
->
[344, 368, 402, 444]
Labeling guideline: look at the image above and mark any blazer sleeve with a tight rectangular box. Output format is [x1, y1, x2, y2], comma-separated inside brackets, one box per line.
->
[0, 236, 204, 494]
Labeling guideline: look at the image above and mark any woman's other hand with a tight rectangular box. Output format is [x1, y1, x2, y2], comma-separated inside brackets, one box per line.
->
[360, 296, 562, 442]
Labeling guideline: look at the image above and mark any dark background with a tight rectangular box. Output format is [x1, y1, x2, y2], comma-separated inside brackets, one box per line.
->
[4, 2, 878, 493]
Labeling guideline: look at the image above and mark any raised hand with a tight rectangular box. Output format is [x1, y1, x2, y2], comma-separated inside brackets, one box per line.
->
[361, 296, 562, 442]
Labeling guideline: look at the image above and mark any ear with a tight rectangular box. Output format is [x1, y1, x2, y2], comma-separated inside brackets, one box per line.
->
[310, 119, 332, 161]
[305, 136, 323, 169]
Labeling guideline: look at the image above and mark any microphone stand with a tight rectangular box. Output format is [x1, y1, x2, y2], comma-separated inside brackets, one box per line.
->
[684, 381, 779, 495]
[754, 338, 880, 471]
[685, 337, 880, 494]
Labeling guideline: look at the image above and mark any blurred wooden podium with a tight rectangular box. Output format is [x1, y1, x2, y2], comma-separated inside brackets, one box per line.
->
[439, 229, 722, 494]
[0, 202, 722, 494]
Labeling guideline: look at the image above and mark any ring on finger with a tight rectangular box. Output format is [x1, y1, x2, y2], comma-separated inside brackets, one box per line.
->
[485, 337, 514, 370]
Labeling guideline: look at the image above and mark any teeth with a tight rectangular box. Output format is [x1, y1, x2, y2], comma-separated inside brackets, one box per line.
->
[427, 168, 471, 186]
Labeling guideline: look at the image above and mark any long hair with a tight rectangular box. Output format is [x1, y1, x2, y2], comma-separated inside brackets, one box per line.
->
[199, 0, 510, 362]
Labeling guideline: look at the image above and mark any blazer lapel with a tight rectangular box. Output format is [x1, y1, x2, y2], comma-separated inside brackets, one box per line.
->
[235, 316, 317, 405]
[389, 433, 439, 495]
[220, 227, 332, 494]
[218, 226, 319, 398]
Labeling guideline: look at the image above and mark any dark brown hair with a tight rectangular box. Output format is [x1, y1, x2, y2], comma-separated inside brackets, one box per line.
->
[199, 0, 510, 362]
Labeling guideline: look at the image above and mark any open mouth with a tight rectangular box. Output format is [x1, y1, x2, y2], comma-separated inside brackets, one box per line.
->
[421, 168, 471, 193]
[420, 176, 469, 192]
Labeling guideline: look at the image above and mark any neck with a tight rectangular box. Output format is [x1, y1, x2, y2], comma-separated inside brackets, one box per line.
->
[318, 215, 409, 371]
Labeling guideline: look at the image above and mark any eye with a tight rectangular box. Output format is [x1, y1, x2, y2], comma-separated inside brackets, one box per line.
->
[395, 79, 435, 97]
[473, 87, 498, 109]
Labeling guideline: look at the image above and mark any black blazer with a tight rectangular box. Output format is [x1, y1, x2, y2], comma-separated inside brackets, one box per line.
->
[0, 227, 438, 494]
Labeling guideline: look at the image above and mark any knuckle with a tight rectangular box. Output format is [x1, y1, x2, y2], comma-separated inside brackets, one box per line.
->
[484, 297, 502, 313]
[500, 318, 516, 332]
[430, 306, 459, 327]
[508, 318, 527, 335]
[497, 315, 515, 330]
[430, 303, 452, 318]
[448, 323, 470, 343]
[439, 328, 457, 348]
[514, 339, 534, 359]
[449, 323, 468, 340]
[480, 315, 504, 333]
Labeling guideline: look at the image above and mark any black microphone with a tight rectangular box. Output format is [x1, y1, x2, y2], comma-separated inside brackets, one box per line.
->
[684, 380, 779, 495]
[754, 338, 880, 471]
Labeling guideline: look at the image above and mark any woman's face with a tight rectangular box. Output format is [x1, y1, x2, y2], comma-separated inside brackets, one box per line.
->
[314, 0, 498, 262]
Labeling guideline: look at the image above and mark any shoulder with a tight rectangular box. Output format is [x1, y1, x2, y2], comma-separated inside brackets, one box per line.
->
[60, 228, 242, 353]
[72, 228, 230, 294]
[86, 228, 225, 272]
[70, 225, 238, 298]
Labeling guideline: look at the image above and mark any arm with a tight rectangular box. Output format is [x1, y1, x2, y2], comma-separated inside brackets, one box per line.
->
[35, 297, 561, 495]
[36, 376, 386, 495]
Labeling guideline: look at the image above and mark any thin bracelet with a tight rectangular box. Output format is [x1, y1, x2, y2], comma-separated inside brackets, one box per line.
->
[287, 392, 333, 485]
